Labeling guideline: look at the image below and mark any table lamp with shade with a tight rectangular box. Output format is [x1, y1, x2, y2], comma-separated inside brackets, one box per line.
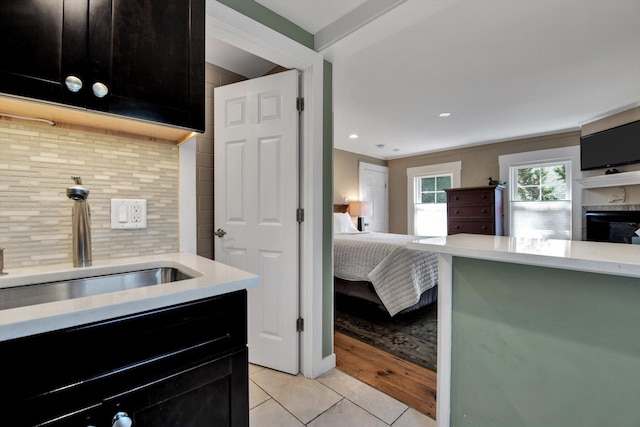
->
[348, 201, 370, 231]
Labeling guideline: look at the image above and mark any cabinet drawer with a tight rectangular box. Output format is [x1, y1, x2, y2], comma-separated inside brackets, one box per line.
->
[448, 205, 494, 219]
[447, 190, 494, 205]
[448, 221, 495, 235]
[103, 349, 249, 427]
[31, 348, 249, 427]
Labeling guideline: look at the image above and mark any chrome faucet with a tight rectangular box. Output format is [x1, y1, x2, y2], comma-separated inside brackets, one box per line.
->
[66, 176, 92, 267]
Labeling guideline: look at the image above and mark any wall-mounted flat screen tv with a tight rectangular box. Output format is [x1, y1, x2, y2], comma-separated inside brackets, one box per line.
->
[580, 119, 640, 171]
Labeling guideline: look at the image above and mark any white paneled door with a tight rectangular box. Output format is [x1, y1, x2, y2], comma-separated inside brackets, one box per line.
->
[214, 70, 299, 375]
[359, 162, 389, 232]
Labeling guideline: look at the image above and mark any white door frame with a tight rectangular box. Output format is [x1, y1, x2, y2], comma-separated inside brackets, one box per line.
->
[205, 1, 331, 378]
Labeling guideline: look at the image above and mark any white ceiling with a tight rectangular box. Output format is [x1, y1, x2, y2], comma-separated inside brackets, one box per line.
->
[205, 37, 277, 79]
[256, 0, 368, 34]
[207, 0, 640, 160]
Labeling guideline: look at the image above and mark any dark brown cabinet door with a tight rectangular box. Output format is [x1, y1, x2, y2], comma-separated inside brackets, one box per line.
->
[104, 350, 249, 427]
[0, 0, 204, 132]
[93, 0, 205, 131]
[0, 1, 67, 103]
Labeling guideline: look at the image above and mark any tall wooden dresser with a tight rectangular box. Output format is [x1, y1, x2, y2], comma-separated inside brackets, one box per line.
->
[445, 185, 504, 235]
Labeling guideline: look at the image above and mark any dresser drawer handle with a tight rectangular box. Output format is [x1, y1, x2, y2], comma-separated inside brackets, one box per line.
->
[481, 209, 487, 214]
[455, 209, 460, 214]
[481, 226, 487, 230]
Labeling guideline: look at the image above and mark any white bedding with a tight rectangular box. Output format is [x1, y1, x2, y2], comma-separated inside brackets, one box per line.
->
[333, 232, 438, 316]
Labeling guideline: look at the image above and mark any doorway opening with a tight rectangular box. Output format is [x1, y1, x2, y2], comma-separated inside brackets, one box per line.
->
[332, 155, 438, 418]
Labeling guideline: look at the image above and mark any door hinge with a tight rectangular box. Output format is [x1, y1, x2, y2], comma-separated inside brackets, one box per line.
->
[296, 97, 304, 112]
[296, 317, 304, 332]
[296, 208, 304, 223]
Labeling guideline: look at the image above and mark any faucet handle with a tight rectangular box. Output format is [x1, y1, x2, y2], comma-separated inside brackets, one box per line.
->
[72, 176, 83, 185]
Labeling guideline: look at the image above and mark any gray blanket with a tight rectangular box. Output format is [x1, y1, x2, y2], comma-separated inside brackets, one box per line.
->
[334, 232, 438, 316]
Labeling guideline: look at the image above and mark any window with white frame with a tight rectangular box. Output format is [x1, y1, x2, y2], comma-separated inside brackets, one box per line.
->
[499, 146, 581, 240]
[509, 160, 572, 239]
[413, 174, 450, 236]
[407, 161, 460, 236]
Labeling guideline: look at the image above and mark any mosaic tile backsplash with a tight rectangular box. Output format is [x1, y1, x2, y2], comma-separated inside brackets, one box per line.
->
[0, 121, 179, 268]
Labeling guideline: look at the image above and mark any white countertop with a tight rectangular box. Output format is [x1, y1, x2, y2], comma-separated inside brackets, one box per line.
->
[408, 234, 640, 279]
[0, 252, 258, 341]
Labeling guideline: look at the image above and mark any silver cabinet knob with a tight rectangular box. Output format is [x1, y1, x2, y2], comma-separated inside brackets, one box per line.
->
[214, 228, 227, 238]
[92, 82, 109, 98]
[64, 75, 83, 92]
[112, 412, 132, 427]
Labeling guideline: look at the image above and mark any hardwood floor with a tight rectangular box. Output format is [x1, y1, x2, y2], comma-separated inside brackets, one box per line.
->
[334, 331, 437, 420]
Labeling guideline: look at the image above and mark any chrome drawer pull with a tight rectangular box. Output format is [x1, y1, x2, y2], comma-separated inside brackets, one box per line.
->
[112, 412, 132, 427]
[65, 75, 83, 92]
[92, 82, 109, 98]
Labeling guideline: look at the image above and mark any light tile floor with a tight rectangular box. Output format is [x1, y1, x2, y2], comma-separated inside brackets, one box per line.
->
[249, 364, 436, 427]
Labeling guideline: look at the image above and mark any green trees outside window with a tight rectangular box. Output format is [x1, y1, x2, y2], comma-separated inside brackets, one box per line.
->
[516, 164, 567, 202]
[419, 175, 451, 203]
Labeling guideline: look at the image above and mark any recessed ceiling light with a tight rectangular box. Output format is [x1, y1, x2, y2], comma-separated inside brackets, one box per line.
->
[393, 148, 400, 152]
[349, 134, 359, 139]
[439, 112, 451, 118]
[376, 144, 385, 149]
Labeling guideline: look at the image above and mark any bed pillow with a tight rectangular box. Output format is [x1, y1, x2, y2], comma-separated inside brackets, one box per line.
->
[333, 212, 359, 233]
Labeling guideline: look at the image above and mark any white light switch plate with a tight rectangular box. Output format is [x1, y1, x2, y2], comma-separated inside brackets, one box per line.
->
[111, 199, 147, 229]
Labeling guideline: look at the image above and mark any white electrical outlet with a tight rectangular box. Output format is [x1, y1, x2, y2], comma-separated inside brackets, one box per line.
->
[111, 199, 147, 229]
[131, 204, 142, 223]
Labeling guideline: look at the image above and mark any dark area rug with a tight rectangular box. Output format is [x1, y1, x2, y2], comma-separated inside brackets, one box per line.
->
[335, 292, 438, 372]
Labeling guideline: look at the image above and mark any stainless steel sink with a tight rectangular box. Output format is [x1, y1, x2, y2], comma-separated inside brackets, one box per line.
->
[0, 267, 193, 310]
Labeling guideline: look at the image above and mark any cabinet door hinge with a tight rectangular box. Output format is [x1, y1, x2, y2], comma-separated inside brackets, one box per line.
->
[296, 208, 304, 223]
[296, 317, 304, 332]
[296, 97, 304, 112]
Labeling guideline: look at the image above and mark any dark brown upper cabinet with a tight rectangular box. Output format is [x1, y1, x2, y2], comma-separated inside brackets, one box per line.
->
[0, 0, 205, 133]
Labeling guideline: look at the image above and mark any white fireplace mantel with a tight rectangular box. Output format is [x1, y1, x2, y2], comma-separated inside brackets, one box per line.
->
[577, 170, 640, 189]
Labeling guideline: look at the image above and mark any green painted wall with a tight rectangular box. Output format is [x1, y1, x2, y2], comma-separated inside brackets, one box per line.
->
[451, 257, 640, 426]
[322, 60, 334, 358]
[216, 0, 334, 360]
[216, 0, 314, 49]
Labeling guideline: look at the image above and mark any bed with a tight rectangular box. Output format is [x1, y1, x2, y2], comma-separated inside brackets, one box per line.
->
[333, 205, 438, 316]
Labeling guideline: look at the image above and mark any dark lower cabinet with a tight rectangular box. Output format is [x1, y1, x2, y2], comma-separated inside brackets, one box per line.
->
[104, 349, 249, 427]
[0, 290, 248, 427]
[0, 0, 204, 132]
